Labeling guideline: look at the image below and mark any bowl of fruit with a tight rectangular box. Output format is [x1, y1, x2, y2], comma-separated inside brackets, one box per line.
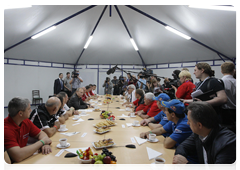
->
[76, 147, 96, 164]
[106, 115, 115, 121]
[91, 148, 117, 164]
[100, 110, 112, 119]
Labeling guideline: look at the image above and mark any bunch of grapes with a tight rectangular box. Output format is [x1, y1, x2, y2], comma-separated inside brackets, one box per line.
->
[101, 148, 117, 162]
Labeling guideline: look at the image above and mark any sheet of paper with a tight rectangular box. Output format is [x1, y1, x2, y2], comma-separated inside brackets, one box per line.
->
[72, 123, 80, 126]
[75, 118, 85, 122]
[126, 123, 133, 127]
[117, 114, 129, 117]
[60, 132, 80, 137]
[65, 147, 88, 154]
[131, 137, 136, 143]
[122, 124, 125, 128]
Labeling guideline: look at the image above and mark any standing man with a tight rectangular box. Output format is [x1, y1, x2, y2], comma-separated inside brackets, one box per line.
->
[102, 77, 113, 95]
[69, 70, 83, 96]
[112, 76, 119, 95]
[63, 72, 72, 97]
[4, 97, 52, 163]
[173, 102, 236, 164]
[54, 73, 64, 95]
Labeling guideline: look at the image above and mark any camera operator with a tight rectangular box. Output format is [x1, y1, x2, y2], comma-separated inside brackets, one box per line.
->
[163, 70, 181, 99]
[69, 70, 83, 96]
[127, 74, 138, 86]
[111, 76, 119, 95]
[102, 77, 113, 94]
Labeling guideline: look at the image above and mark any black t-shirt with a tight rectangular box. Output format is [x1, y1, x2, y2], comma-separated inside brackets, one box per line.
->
[197, 78, 224, 94]
[29, 104, 57, 130]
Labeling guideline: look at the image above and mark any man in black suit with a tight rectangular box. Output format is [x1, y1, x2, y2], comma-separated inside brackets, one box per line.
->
[54, 73, 64, 95]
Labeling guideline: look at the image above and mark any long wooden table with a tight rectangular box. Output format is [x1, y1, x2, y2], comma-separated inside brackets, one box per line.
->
[18, 95, 175, 164]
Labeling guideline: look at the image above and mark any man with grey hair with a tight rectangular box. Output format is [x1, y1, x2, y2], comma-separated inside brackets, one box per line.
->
[136, 92, 161, 119]
[29, 97, 61, 137]
[173, 101, 235, 164]
[122, 84, 137, 106]
[4, 97, 52, 163]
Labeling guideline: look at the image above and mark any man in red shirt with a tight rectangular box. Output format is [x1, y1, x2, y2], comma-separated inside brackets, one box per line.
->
[136, 92, 161, 119]
[4, 97, 52, 163]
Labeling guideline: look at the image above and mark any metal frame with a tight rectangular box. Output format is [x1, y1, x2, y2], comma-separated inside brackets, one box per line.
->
[114, 5, 146, 67]
[4, 5, 96, 53]
[125, 5, 235, 63]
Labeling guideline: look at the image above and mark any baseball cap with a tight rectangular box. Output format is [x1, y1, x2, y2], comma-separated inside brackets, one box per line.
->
[160, 99, 185, 114]
[153, 93, 170, 102]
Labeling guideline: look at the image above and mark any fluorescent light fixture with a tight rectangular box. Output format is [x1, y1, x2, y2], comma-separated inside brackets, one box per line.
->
[130, 38, 139, 51]
[189, 5, 236, 11]
[84, 36, 93, 49]
[165, 26, 191, 40]
[4, 5, 32, 10]
[31, 26, 57, 39]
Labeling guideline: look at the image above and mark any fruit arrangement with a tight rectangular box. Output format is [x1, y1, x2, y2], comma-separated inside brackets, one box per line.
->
[106, 115, 115, 121]
[91, 148, 117, 164]
[103, 99, 111, 104]
[76, 147, 95, 160]
[100, 110, 112, 119]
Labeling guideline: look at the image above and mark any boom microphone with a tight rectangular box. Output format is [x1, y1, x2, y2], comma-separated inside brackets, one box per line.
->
[107, 65, 118, 75]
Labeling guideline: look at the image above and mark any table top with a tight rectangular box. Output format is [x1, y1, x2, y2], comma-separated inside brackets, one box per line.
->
[17, 95, 175, 164]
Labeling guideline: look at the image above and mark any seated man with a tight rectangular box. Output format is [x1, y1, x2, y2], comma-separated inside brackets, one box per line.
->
[68, 88, 91, 110]
[58, 92, 79, 117]
[81, 87, 88, 101]
[92, 84, 97, 95]
[4, 97, 52, 163]
[55, 94, 68, 124]
[140, 93, 170, 130]
[173, 101, 236, 164]
[136, 92, 161, 119]
[122, 84, 136, 106]
[29, 97, 61, 137]
[140, 99, 192, 149]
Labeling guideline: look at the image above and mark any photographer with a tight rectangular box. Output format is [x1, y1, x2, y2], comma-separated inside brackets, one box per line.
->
[69, 70, 83, 96]
[111, 76, 119, 95]
[102, 77, 113, 94]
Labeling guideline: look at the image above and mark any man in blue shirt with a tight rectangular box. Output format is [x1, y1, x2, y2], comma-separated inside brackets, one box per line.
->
[137, 73, 147, 90]
[140, 99, 192, 149]
[140, 93, 170, 130]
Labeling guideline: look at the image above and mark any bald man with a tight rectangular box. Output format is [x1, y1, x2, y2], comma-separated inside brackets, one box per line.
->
[29, 97, 61, 137]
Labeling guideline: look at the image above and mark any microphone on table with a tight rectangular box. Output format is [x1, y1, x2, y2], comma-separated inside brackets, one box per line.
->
[107, 65, 118, 75]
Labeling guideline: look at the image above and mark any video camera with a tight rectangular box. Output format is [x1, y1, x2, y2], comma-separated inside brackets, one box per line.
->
[139, 68, 153, 79]
[72, 70, 79, 78]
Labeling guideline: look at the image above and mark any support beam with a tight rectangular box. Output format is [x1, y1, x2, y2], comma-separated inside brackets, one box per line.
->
[125, 5, 235, 63]
[74, 5, 108, 66]
[114, 5, 146, 68]
[4, 5, 96, 53]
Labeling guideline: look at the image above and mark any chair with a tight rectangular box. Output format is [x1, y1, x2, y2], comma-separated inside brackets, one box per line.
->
[32, 90, 43, 105]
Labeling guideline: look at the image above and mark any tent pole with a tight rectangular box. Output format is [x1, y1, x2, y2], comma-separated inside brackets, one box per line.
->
[125, 5, 235, 63]
[4, 5, 96, 53]
[74, 5, 108, 66]
[114, 5, 146, 68]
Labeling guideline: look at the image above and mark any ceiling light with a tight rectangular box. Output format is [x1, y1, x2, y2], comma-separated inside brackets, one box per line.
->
[165, 26, 191, 40]
[84, 36, 93, 49]
[189, 5, 236, 11]
[4, 5, 32, 10]
[31, 26, 57, 39]
[130, 38, 139, 51]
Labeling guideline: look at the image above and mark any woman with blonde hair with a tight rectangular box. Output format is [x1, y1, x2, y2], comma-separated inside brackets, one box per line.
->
[172, 70, 196, 106]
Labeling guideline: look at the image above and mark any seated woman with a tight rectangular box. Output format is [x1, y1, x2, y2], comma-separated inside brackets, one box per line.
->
[171, 70, 196, 106]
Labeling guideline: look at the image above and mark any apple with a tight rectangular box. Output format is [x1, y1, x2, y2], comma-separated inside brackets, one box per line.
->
[103, 156, 111, 164]
[91, 158, 95, 164]
[94, 161, 103, 170]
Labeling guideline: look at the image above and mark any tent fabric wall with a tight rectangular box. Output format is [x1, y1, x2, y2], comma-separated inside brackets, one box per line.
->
[4, 58, 227, 107]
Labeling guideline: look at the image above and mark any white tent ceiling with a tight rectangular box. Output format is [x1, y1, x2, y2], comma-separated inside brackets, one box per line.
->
[4, 5, 236, 66]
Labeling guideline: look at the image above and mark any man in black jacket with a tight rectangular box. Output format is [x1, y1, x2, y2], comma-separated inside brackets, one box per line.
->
[173, 101, 236, 164]
[54, 73, 64, 95]
[68, 88, 89, 110]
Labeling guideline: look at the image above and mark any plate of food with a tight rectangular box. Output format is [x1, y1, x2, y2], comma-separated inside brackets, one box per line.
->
[92, 139, 116, 149]
[76, 147, 95, 164]
[93, 108, 101, 112]
[93, 120, 117, 128]
[93, 126, 111, 134]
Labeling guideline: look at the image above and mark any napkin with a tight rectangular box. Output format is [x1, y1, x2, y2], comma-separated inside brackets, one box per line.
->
[60, 132, 80, 137]
[117, 114, 129, 117]
[79, 114, 90, 116]
[118, 109, 126, 111]
[126, 123, 133, 127]
[78, 109, 93, 112]
[134, 136, 147, 145]
[146, 147, 162, 160]
[65, 147, 88, 154]
[30, 166, 55, 170]
[75, 118, 85, 122]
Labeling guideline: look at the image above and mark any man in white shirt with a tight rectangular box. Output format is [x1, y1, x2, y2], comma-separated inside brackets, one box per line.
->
[220, 62, 236, 132]
[122, 84, 136, 106]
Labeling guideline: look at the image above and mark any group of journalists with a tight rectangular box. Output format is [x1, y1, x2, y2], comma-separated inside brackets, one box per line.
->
[4, 62, 236, 164]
